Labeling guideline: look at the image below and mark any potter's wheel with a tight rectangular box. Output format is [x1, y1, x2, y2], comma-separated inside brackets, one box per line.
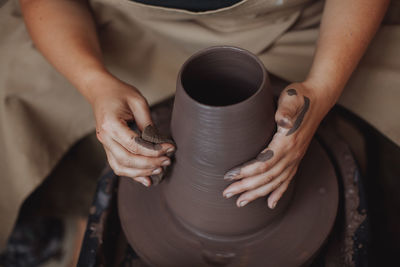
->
[118, 138, 338, 266]
[118, 46, 338, 266]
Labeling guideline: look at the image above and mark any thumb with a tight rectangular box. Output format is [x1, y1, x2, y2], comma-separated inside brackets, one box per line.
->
[128, 97, 153, 131]
[275, 87, 305, 130]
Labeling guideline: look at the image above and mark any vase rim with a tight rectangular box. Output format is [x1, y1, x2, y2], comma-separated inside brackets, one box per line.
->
[177, 45, 270, 111]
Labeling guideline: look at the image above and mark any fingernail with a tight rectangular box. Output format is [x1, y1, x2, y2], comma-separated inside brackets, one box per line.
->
[224, 192, 233, 199]
[224, 167, 240, 180]
[138, 177, 149, 187]
[152, 168, 162, 175]
[238, 200, 248, 207]
[271, 201, 277, 209]
[166, 147, 175, 153]
[161, 159, 171, 166]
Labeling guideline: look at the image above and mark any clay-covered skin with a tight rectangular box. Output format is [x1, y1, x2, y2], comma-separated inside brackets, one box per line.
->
[286, 88, 298, 96]
[134, 136, 162, 151]
[139, 125, 176, 185]
[221, 83, 316, 210]
[118, 46, 339, 267]
[286, 96, 310, 136]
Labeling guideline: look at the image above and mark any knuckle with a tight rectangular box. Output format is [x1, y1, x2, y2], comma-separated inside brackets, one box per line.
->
[100, 120, 113, 133]
[237, 180, 250, 190]
[293, 99, 303, 112]
[291, 133, 300, 143]
[293, 150, 303, 159]
[112, 166, 123, 176]
[132, 96, 148, 109]
[145, 158, 158, 168]
[138, 96, 148, 107]
[285, 140, 295, 150]
[95, 129, 103, 142]
[272, 182, 281, 191]
[131, 171, 142, 178]
[108, 158, 117, 170]
[140, 145, 162, 156]
[290, 168, 299, 179]
[257, 162, 268, 173]
[142, 158, 158, 169]
[143, 169, 154, 176]
[127, 142, 139, 154]
[263, 174, 274, 184]
[114, 170, 123, 176]
[153, 150, 163, 157]
[253, 191, 265, 199]
[118, 156, 131, 167]
[109, 160, 126, 177]
[238, 179, 250, 188]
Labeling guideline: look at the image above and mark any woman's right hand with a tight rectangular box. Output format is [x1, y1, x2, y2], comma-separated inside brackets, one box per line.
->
[87, 74, 175, 187]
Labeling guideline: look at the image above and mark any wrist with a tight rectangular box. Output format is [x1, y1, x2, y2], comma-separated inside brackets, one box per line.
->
[76, 67, 116, 104]
[301, 78, 339, 115]
[286, 80, 332, 128]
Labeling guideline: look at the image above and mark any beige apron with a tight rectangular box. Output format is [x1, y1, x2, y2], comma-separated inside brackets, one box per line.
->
[0, 0, 399, 250]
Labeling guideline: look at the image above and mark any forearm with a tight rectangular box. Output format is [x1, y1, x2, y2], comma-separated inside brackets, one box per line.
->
[305, 0, 390, 112]
[20, 0, 108, 102]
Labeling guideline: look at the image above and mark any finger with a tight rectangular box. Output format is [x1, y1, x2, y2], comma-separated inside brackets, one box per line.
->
[101, 117, 173, 157]
[224, 149, 278, 180]
[267, 167, 298, 209]
[275, 87, 305, 129]
[224, 131, 289, 180]
[222, 157, 289, 198]
[133, 176, 152, 187]
[105, 136, 171, 169]
[113, 163, 163, 182]
[127, 96, 153, 131]
[105, 147, 163, 182]
[235, 166, 294, 207]
[105, 149, 150, 187]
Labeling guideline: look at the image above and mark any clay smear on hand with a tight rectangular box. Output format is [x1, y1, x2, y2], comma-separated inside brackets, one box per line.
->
[286, 88, 297, 96]
[139, 125, 175, 185]
[134, 136, 162, 151]
[286, 96, 310, 136]
[224, 149, 274, 179]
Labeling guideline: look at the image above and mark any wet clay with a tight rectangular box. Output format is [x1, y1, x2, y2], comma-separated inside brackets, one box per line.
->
[287, 88, 298, 96]
[118, 46, 339, 267]
[286, 96, 310, 136]
[142, 125, 174, 146]
[140, 125, 175, 185]
[256, 149, 274, 161]
[134, 137, 162, 151]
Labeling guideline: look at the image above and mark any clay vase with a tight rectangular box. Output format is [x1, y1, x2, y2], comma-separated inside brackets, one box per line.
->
[164, 46, 291, 238]
[118, 46, 338, 267]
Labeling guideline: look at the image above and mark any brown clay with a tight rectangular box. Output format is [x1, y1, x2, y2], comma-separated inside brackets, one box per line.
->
[286, 96, 310, 136]
[140, 125, 175, 185]
[118, 46, 338, 266]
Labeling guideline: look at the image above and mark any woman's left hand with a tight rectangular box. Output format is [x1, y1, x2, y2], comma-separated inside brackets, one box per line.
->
[222, 82, 328, 209]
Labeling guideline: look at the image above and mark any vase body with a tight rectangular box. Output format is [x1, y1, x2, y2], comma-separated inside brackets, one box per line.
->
[163, 46, 290, 238]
